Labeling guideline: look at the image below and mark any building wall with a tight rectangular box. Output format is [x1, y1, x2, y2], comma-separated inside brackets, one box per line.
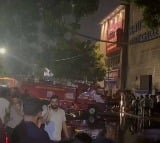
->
[127, 3, 160, 90]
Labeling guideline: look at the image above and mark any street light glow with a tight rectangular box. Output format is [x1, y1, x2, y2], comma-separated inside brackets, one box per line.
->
[0, 48, 6, 54]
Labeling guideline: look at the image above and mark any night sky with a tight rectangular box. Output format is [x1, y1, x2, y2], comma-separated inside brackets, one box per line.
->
[79, 0, 120, 41]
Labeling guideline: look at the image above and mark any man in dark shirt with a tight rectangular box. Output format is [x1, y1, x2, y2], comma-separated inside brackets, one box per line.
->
[11, 97, 50, 143]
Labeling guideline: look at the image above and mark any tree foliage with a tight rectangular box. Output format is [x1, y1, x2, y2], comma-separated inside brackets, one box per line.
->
[122, 0, 160, 28]
[39, 39, 106, 82]
[0, 0, 106, 82]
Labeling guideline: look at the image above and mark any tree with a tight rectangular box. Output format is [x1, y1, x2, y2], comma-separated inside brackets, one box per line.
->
[0, 0, 41, 76]
[122, 0, 160, 28]
[39, 38, 106, 82]
[0, 0, 100, 79]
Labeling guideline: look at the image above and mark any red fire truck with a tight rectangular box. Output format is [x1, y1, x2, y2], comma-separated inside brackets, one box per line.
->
[20, 81, 106, 110]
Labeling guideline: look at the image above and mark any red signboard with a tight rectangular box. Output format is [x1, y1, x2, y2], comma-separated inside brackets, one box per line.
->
[106, 12, 124, 54]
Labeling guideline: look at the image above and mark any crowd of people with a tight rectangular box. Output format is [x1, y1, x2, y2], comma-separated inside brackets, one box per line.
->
[1, 86, 159, 143]
[130, 94, 160, 117]
[0, 87, 116, 143]
[120, 90, 160, 117]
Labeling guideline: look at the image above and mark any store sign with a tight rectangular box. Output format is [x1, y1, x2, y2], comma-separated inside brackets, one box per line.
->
[130, 28, 160, 44]
[108, 31, 116, 40]
[129, 19, 160, 44]
[107, 18, 124, 54]
[129, 19, 144, 35]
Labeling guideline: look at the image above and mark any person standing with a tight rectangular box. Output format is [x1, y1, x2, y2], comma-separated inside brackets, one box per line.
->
[0, 88, 10, 125]
[43, 95, 69, 142]
[6, 94, 23, 139]
[142, 95, 151, 117]
[11, 97, 50, 143]
[0, 87, 10, 143]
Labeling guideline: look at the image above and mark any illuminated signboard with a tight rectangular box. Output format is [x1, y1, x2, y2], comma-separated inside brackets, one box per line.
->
[106, 10, 124, 54]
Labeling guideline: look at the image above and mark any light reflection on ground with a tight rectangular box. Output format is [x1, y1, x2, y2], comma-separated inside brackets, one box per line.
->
[68, 111, 160, 143]
[119, 113, 160, 143]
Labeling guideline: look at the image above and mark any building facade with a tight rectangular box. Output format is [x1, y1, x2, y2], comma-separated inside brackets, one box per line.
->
[100, 5, 126, 94]
[127, 3, 160, 91]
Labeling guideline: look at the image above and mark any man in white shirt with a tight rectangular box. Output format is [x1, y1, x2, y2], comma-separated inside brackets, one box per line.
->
[0, 92, 10, 124]
[43, 95, 69, 142]
[6, 94, 23, 138]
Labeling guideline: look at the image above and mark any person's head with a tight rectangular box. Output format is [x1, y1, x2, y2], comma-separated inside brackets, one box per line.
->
[0, 87, 10, 99]
[23, 97, 42, 124]
[50, 95, 59, 109]
[10, 94, 21, 104]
